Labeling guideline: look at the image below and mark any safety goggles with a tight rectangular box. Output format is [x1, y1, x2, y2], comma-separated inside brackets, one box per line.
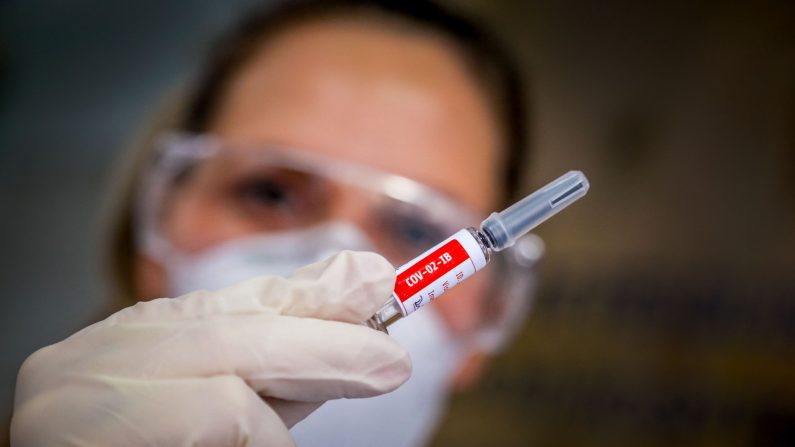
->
[136, 132, 543, 350]
[137, 132, 490, 264]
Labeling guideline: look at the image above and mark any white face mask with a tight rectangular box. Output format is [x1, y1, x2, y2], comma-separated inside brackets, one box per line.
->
[155, 222, 463, 447]
[290, 308, 463, 447]
[161, 221, 373, 296]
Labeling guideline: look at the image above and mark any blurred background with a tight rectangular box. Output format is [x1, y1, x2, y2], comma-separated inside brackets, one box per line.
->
[1, 0, 793, 445]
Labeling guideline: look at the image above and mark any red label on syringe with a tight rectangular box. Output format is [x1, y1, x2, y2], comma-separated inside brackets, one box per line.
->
[392, 229, 487, 316]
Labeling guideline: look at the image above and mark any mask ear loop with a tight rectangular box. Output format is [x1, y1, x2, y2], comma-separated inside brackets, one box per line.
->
[472, 233, 545, 354]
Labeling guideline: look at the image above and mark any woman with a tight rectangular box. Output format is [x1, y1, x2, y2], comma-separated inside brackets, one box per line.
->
[12, 1, 537, 445]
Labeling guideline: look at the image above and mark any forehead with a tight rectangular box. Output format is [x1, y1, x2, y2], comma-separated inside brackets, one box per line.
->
[208, 18, 502, 213]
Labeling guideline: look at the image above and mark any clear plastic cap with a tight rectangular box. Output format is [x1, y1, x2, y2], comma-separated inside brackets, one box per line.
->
[481, 171, 589, 251]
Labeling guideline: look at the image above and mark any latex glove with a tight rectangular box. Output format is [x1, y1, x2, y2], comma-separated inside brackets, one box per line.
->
[11, 251, 410, 446]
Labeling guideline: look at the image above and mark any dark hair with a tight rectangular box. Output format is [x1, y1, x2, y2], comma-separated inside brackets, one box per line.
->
[183, 0, 529, 204]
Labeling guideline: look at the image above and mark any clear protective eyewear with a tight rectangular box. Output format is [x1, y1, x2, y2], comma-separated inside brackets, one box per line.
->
[139, 133, 490, 262]
[136, 132, 544, 350]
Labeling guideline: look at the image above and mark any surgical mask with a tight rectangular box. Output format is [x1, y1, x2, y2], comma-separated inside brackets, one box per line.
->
[291, 308, 463, 447]
[156, 222, 463, 447]
[161, 221, 373, 296]
[154, 221, 464, 447]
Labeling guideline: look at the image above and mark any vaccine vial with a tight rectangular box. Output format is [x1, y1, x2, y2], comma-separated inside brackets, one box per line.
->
[364, 228, 493, 332]
[364, 170, 589, 333]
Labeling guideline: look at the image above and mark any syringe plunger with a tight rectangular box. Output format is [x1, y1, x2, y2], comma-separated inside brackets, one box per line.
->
[481, 171, 589, 251]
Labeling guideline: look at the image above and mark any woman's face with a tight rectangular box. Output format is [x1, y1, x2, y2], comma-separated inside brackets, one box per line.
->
[137, 18, 502, 336]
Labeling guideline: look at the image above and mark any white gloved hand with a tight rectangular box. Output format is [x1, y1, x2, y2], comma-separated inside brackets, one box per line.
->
[11, 251, 410, 446]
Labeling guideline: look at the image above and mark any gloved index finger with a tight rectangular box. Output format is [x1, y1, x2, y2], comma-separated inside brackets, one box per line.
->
[109, 251, 396, 325]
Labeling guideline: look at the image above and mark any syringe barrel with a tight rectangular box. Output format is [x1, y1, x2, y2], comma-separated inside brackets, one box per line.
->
[481, 171, 589, 251]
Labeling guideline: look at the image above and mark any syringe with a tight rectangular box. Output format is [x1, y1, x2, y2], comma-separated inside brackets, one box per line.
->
[365, 171, 589, 333]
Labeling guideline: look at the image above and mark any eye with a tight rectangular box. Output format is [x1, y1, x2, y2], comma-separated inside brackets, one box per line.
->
[238, 177, 295, 208]
[385, 213, 446, 249]
[231, 168, 327, 220]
